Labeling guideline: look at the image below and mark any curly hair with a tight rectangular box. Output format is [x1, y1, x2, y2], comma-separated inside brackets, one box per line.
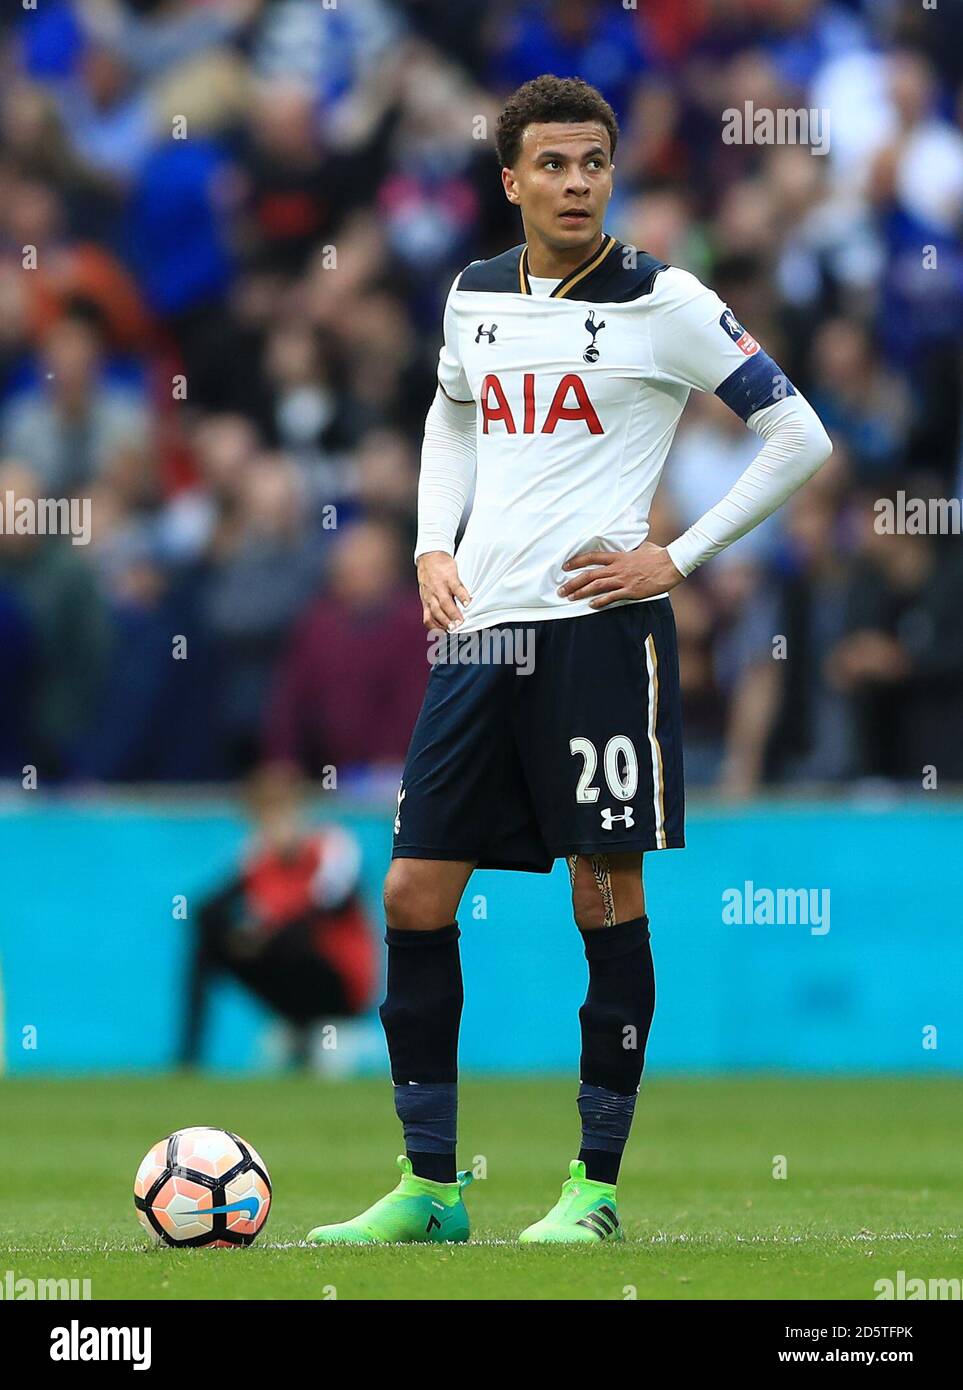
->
[495, 75, 619, 169]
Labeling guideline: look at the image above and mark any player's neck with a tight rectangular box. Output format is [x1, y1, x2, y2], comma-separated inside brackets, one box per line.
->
[525, 229, 605, 280]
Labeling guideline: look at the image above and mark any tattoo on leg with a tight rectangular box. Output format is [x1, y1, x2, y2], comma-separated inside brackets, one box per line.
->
[589, 855, 617, 926]
[566, 854, 578, 889]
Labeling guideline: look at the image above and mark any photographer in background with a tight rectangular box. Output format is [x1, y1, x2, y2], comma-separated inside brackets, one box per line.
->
[180, 760, 376, 1069]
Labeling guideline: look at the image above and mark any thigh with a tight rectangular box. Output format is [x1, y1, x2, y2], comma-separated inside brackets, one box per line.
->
[393, 633, 553, 873]
[516, 600, 685, 858]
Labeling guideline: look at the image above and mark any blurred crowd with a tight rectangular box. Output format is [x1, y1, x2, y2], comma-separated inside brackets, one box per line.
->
[0, 0, 961, 794]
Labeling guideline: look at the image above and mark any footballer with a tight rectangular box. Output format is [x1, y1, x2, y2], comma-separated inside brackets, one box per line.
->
[308, 76, 832, 1245]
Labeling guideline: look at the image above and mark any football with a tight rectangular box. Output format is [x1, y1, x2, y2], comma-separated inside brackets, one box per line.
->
[133, 1127, 272, 1248]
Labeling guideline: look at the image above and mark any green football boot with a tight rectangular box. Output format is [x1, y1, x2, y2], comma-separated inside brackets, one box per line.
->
[305, 1156, 473, 1245]
[518, 1160, 623, 1244]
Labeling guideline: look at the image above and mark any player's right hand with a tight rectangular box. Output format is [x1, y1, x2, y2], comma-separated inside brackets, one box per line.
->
[416, 551, 472, 632]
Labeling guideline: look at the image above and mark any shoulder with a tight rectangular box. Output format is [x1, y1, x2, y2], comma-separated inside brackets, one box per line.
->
[644, 264, 720, 310]
[454, 244, 527, 295]
[585, 240, 668, 303]
[642, 261, 722, 315]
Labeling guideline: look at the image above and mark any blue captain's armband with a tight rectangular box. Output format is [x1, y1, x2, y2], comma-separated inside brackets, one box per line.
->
[715, 352, 797, 421]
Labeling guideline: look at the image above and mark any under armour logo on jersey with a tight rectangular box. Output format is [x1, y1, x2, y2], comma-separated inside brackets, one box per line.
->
[600, 805, 634, 830]
[475, 323, 497, 344]
[582, 311, 606, 363]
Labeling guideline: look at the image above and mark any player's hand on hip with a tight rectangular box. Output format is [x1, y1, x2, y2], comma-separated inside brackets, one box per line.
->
[417, 551, 472, 631]
[558, 542, 684, 607]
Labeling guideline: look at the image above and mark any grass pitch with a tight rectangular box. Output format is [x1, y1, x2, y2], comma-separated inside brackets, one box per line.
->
[0, 1074, 960, 1300]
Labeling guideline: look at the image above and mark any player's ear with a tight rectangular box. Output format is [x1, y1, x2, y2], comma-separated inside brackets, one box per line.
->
[501, 166, 520, 204]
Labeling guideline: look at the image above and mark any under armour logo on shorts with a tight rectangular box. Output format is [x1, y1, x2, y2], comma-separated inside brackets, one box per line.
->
[600, 806, 634, 830]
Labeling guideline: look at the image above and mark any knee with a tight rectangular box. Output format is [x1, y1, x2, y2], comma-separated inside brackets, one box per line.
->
[570, 856, 609, 931]
[570, 852, 645, 931]
[383, 860, 453, 933]
[571, 878, 606, 931]
[383, 860, 423, 932]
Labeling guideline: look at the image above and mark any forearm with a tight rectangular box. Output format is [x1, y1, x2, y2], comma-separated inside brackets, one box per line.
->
[414, 389, 477, 561]
[666, 393, 833, 577]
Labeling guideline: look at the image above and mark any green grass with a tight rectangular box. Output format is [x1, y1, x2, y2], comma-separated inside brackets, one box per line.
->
[0, 1075, 960, 1300]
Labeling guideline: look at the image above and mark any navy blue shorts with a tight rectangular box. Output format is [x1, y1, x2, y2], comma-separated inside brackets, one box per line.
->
[392, 599, 685, 873]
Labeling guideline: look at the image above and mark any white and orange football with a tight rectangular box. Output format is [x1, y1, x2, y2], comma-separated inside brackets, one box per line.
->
[134, 1127, 272, 1248]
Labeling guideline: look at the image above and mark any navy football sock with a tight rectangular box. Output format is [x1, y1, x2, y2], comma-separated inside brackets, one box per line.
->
[394, 1082, 458, 1183]
[577, 1086, 638, 1184]
[379, 922, 462, 1181]
[576, 915, 655, 1184]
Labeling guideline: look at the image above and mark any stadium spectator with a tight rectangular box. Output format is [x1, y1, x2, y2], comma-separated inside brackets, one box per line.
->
[828, 501, 963, 783]
[0, 458, 110, 779]
[807, 318, 910, 483]
[0, 298, 149, 494]
[350, 426, 419, 556]
[264, 519, 427, 777]
[719, 484, 858, 795]
[257, 319, 362, 501]
[202, 451, 323, 773]
[487, 0, 651, 123]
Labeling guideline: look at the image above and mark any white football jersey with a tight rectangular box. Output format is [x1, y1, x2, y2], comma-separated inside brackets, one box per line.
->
[436, 234, 791, 633]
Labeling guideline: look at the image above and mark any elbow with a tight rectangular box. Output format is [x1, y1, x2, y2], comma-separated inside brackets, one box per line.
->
[804, 419, 833, 478]
[783, 392, 834, 478]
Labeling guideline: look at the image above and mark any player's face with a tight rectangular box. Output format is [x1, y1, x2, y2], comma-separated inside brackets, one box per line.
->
[502, 122, 613, 254]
